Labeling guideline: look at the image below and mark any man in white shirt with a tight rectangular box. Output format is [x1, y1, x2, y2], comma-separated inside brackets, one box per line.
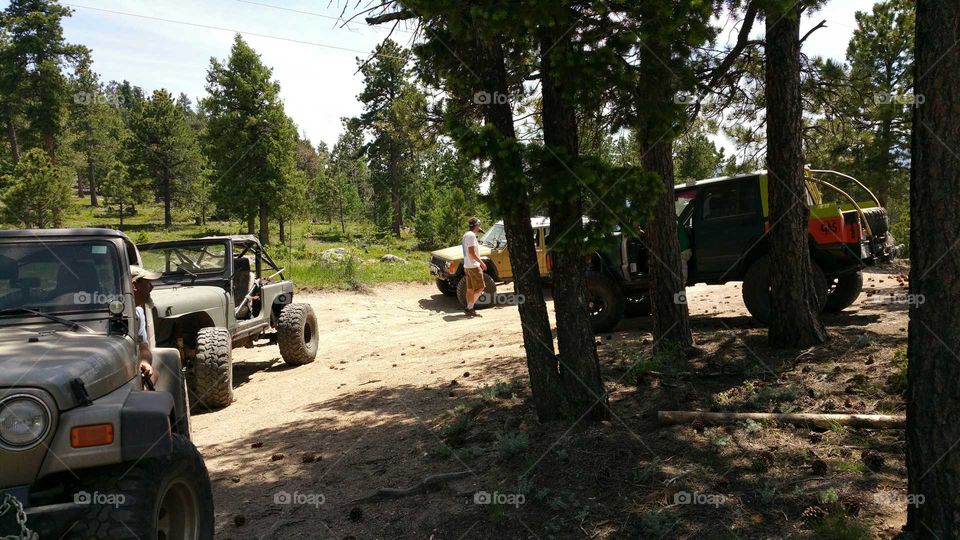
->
[131, 265, 161, 385]
[461, 217, 487, 317]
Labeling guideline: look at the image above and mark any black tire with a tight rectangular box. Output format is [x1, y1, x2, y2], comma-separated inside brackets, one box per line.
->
[860, 207, 889, 238]
[436, 278, 457, 296]
[586, 272, 625, 333]
[741, 255, 828, 325]
[624, 294, 652, 318]
[68, 434, 214, 540]
[456, 272, 497, 309]
[824, 271, 864, 312]
[278, 303, 319, 366]
[187, 327, 233, 410]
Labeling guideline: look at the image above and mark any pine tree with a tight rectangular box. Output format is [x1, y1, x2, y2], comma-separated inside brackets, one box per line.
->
[1, 147, 72, 227]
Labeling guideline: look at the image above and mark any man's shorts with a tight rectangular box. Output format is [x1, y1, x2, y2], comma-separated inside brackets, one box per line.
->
[464, 267, 485, 290]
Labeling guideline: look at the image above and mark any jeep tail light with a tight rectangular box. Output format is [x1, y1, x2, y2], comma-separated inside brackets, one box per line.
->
[71, 424, 114, 448]
[449, 261, 457, 274]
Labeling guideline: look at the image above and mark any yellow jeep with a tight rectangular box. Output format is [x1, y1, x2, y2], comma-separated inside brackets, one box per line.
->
[429, 218, 551, 307]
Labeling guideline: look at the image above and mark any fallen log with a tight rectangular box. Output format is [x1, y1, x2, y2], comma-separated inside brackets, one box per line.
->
[657, 411, 905, 429]
[352, 470, 472, 503]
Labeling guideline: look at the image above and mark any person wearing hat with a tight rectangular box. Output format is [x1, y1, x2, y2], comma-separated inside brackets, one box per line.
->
[461, 217, 487, 317]
[131, 265, 161, 385]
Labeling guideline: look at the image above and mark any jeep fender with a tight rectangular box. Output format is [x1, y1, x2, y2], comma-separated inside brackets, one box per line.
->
[151, 348, 190, 437]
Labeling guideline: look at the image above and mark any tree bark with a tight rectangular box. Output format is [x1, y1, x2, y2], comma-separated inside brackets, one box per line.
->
[642, 140, 693, 351]
[162, 173, 172, 227]
[539, 21, 609, 421]
[764, 5, 827, 348]
[476, 36, 566, 422]
[279, 217, 286, 244]
[5, 116, 19, 167]
[87, 146, 98, 207]
[258, 200, 270, 244]
[906, 2, 960, 535]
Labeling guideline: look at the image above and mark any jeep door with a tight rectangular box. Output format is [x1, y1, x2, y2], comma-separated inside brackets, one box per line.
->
[693, 176, 765, 279]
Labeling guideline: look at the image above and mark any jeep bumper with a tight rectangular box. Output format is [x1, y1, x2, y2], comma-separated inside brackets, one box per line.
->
[0, 488, 85, 539]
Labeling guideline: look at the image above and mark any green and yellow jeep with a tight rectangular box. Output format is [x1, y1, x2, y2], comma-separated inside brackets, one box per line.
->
[429, 218, 551, 308]
[583, 169, 900, 331]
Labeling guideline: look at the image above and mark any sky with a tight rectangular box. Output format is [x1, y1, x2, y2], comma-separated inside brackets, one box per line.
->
[5, 0, 881, 149]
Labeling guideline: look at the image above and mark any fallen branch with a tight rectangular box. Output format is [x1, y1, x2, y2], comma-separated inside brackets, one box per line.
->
[657, 411, 905, 429]
[352, 470, 472, 502]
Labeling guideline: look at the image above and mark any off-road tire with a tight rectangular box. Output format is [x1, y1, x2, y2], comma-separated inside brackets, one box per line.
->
[860, 207, 889, 238]
[741, 255, 828, 325]
[824, 271, 864, 312]
[436, 278, 457, 296]
[278, 303, 319, 366]
[187, 327, 233, 410]
[586, 272, 625, 333]
[456, 272, 496, 309]
[68, 434, 214, 540]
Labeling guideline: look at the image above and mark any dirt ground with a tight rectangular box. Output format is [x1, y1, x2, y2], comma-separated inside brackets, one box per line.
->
[193, 266, 911, 539]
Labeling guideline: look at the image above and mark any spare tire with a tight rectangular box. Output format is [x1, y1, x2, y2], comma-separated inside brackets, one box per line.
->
[586, 272, 625, 333]
[859, 207, 889, 238]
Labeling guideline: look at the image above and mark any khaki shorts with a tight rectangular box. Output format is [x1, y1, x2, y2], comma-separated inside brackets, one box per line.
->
[464, 267, 485, 290]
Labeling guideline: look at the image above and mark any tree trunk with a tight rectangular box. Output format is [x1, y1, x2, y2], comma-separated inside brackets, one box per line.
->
[279, 217, 286, 244]
[162, 174, 172, 227]
[906, 2, 960, 535]
[43, 132, 55, 164]
[119, 201, 124, 228]
[476, 36, 566, 422]
[5, 116, 19, 167]
[389, 143, 402, 238]
[87, 151, 98, 207]
[764, 5, 827, 348]
[247, 213, 255, 235]
[258, 200, 270, 244]
[76, 173, 85, 199]
[642, 140, 694, 351]
[539, 21, 609, 421]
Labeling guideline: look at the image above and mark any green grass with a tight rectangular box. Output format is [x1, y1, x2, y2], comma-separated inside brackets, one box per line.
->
[55, 198, 433, 290]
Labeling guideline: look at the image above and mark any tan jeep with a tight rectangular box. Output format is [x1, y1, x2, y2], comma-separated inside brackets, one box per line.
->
[429, 218, 551, 308]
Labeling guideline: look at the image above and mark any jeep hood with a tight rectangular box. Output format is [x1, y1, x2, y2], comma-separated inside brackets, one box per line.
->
[0, 329, 137, 410]
[430, 244, 491, 261]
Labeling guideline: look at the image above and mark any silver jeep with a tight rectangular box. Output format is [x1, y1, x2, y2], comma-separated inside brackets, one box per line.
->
[138, 235, 319, 410]
[0, 228, 214, 539]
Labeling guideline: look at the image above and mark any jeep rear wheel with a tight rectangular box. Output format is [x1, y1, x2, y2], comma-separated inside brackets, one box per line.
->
[741, 255, 828, 325]
[824, 271, 864, 312]
[625, 294, 652, 318]
[278, 303, 319, 366]
[69, 434, 214, 540]
[436, 278, 457, 296]
[586, 272, 625, 333]
[188, 327, 233, 410]
[456, 272, 497, 309]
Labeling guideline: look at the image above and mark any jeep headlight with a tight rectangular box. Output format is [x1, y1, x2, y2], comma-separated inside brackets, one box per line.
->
[0, 395, 51, 449]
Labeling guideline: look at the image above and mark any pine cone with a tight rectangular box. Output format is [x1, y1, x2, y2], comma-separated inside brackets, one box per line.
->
[840, 493, 862, 516]
[862, 450, 885, 471]
[811, 459, 829, 476]
[801, 505, 827, 522]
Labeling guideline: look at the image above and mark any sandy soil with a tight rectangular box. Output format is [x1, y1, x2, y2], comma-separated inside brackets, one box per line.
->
[193, 267, 911, 539]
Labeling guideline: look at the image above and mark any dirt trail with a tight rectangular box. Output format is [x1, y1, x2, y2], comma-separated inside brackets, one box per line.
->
[192, 270, 910, 538]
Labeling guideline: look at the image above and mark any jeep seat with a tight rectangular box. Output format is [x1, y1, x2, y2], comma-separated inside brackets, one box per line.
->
[232, 256, 252, 307]
[48, 263, 99, 305]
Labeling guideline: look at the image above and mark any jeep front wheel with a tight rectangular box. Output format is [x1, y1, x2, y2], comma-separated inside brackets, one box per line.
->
[436, 278, 458, 296]
[278, 303, 319, 366]
[69, 434, 214, 540]
[824, 271, 864, 312]
[456, 272, 496, 309]
[586, 272, 625, 333]
[188, 327, 233, 410]
[741, 255, 828, 325]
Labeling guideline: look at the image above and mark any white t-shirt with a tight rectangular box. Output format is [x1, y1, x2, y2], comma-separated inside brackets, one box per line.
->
[135, 306, 148, 343]
[462, 231, 480, 269]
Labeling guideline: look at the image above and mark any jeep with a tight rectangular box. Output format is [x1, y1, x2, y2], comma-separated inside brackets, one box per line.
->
[138, 235, 319, 410]
[583, 169, 899, 331]
[429, 217, 551, 308]
[0, 228, 214, 539]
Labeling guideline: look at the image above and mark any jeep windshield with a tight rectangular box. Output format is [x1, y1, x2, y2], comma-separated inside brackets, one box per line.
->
[140, 242, 228, 279]
[480, 224, 506, 247]
[0, 240, 123, 316]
